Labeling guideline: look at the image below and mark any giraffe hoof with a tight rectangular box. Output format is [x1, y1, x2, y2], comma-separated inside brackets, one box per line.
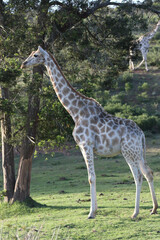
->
[88, 212, 95, 219]
[88, 215, 95, 219]
[150, 209, 158, 215]
[131, 212, 138, 219]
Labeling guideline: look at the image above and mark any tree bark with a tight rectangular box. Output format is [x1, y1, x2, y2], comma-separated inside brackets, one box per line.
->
[12, 66, 43, 202]
[11, 137, 34, 202]
[1, 88, 15, 202]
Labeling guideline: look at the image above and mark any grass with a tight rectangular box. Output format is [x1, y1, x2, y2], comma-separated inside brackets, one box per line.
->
[0, 135, 160, 239]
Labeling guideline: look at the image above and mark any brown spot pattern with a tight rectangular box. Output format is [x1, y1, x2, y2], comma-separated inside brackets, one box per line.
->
[68, 93, 75, 100]
[85, 129, 89, 136]
[78, 101, 85, 108]
[63, 87, 70, 95]
[76, 126, 84, 134]
[63, 99, 70, 107]
[108, 131, 114, 138]
[101, 126, 105, 133]
[90, 125, 99, 134]
[112, 137, 119, 146]
[82, 119, 88, 127]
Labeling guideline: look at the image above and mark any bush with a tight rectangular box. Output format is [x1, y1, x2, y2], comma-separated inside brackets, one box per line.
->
[125, 82, 133, 92]
[147, 45, 160, 67]
[138, 82, 149, 91]
[134, 114, 160, 132]
[104, 102, 144, 117]
[118, 71, 133, 83]
[137, 92, 149, 102]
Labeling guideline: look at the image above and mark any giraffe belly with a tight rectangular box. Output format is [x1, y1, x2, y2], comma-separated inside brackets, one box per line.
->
[94, 147, 121, 157]
[94, 135, 121, 157]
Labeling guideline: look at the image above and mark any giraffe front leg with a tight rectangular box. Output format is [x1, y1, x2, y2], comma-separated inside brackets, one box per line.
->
[144, 60, 148, 72]
[144, 50, 149, 71]
[129, 59, 134, 70]
[79, 144, 97, 219]
[132, 174, 143, 219]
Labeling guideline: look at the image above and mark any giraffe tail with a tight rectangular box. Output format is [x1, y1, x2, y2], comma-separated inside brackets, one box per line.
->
[141, 133, 146, 163]
[140, 133, 154, 185]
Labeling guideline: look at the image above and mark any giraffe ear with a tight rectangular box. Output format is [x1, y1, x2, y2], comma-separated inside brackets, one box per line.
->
[38, 46, 46, 55]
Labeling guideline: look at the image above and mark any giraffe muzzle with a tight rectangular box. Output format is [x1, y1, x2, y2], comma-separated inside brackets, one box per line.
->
[21, 61, 28, 69]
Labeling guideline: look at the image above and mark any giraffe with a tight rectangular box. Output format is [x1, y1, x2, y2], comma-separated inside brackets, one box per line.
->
[129, 20, 160, 71]
[21, 46, 158, 219]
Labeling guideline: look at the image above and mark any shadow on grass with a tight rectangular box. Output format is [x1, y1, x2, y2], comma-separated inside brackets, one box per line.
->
[20, 197, 107, 210]
[26, 197, 159, 213]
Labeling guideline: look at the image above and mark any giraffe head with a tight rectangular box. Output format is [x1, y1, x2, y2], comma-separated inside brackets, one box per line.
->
[21, 46, 48, 69]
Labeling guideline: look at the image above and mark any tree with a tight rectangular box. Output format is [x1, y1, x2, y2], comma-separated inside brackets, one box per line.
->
[0, 0, 15, 202]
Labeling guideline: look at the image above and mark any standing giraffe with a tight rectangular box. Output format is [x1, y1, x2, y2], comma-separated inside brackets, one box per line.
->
[129, 20, 160, 71]
[21, 46, 158, 219]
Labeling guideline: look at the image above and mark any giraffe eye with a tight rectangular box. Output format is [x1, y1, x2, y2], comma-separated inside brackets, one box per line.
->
[34, 54, 38, 58]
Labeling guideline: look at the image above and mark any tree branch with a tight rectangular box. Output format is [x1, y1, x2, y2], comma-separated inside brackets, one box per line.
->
[49, 0, 66, 8]
[82, 2, 160, 18]
[49, 0, 160, 17]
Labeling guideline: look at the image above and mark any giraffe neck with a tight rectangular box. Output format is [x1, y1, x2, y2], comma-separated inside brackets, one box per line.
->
[147, 22, 160, 40]
[45, 53, 93, 122]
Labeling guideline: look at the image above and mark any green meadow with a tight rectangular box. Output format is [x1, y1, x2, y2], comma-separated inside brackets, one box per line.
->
[0, 135, 160, 239]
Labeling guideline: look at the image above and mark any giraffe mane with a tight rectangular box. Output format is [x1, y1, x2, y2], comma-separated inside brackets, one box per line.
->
[47, 51, 103, 108]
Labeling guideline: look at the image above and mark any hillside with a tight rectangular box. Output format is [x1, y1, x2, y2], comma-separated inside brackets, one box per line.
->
[120, 67, 160, 113]
[100, 65, 160, 133]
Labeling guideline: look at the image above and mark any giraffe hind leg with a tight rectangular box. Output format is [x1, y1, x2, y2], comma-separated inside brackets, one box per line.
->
[121, 146, 143, 218]
[126, 160, 143, 218]
[139, 161, 158, 214]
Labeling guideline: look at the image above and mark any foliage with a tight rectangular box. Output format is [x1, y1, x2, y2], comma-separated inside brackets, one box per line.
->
[0, 58, 22, 119]
[55, 7, 146, 90]
[125, 82, 133, 92]
[134, 114, 160, 132]
[147, 45, 160, 67]
[37, 84, 73, 147]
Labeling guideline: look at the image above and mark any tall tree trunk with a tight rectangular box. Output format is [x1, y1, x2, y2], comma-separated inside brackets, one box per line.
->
[0, 1, 15, 202]
[12, 0, 47, 203]
[12, 66, 43, 202]
[1, 87, 15, 202]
